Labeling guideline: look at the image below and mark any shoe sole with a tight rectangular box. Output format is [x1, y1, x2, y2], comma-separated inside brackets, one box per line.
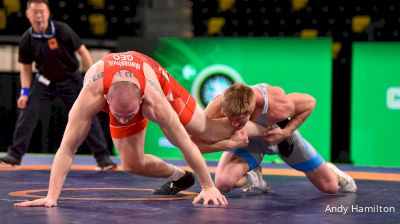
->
[0, 162, 19, 167]
[95, 165, 117, 171]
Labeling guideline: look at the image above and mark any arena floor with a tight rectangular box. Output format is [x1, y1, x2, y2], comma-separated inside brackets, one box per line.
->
[1, 154, 399, 224]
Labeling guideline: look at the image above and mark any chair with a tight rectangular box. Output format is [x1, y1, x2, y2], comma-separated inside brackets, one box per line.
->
[88, 13, 107, 36]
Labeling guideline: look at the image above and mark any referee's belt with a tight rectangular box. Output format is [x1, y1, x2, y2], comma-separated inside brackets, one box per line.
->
[36, 74, 51, 86]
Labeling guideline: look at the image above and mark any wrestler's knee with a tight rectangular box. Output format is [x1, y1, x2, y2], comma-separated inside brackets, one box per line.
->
[215, 175, 235, 193]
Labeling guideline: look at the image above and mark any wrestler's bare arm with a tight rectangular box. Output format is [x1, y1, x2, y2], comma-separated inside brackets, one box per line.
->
[15, 62, 106, 207]
[141, 63, 227, 204]
[83, 60, 105, 86]
[264, 86, 315, 144]
[46, 63, 107, 200]
[268, 86, 315, 132]
[63, 62, 105, 155]
[285, 93, 316, 133]
[190, 93, 271, 153]
[266, 86, 295, 124]
[141, 63, 216, 187]
[190, 94, 248, 153]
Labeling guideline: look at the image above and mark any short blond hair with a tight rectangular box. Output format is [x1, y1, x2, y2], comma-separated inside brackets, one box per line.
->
[221, 83, 255, 116]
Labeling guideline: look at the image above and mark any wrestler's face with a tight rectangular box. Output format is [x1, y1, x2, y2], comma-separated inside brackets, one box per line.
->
[225, 113, 251, 130]
[222, 103, 255, 130]
[108, 98, 140, 125]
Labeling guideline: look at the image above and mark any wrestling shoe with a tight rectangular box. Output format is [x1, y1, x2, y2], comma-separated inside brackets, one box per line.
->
[241, 166, 271, 193]
[0, 154, 21, 166]
[327, 163, 357, 193]
[95, 156, 117, 171]
[153, 171, 195, 195]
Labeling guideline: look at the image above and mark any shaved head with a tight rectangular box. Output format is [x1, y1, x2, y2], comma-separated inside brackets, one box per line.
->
[107, 81, 142, 124]
[108, 81, 140, 105]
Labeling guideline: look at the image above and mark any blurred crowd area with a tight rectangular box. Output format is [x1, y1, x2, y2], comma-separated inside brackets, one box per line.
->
[1, 0, 398, 41]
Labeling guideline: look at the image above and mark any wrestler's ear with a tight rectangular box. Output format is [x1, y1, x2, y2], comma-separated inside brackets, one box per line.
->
[220, 106, 226, 115]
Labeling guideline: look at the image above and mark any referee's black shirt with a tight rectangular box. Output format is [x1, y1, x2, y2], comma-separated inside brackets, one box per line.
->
[19, 21, 82, 81]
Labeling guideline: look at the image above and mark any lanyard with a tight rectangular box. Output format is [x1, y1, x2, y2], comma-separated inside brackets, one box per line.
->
[29, 21, 55, 39]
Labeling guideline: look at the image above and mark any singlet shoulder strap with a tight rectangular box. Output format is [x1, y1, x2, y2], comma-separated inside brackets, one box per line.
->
[252, 83, 269, 114]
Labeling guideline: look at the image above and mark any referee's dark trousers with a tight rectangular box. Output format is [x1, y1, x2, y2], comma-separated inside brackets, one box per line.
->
[7, 71, 110, 160]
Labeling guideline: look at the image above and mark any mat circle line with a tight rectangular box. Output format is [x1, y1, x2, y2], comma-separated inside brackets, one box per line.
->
[9, 187, 198, 201]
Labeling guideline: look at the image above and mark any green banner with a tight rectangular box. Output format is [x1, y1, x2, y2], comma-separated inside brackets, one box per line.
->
[351, 42, 400, 167]
[143, 38, 332, 162]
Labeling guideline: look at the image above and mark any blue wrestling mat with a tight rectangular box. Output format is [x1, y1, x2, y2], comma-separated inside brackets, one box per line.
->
[0, 154, 399, 224]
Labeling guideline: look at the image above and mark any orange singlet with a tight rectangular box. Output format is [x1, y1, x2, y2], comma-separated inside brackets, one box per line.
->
[102, 51, 196, 139]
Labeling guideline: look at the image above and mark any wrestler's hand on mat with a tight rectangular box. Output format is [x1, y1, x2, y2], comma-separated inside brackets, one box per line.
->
[192, 186, 228, 206]
[263, 127, 290, 145]
[228, 129, 249, 149]
[14, 197, 57, 208]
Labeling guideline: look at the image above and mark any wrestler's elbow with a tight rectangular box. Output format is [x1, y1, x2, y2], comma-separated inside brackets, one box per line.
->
[307, 95, 316, 111]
